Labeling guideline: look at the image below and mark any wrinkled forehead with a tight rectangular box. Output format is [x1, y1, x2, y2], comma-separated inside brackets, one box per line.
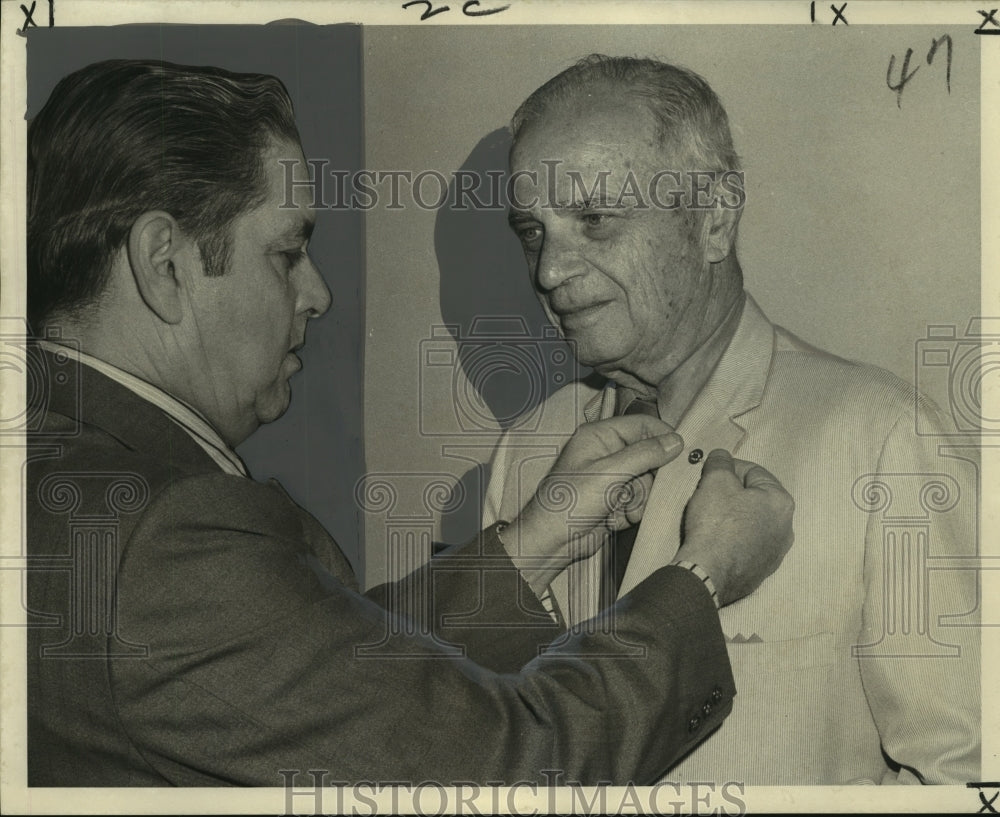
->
[509, 99, 673, 209]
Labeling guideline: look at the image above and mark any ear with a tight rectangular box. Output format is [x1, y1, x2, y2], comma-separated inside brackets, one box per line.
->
[701, 178, 744, 263]
[125, 211, 188, 325]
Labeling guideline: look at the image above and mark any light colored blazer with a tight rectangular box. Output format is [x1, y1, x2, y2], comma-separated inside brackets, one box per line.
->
[484, 294, 980, 785]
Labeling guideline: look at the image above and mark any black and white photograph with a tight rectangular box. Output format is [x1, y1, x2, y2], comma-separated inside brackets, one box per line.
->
[0, 1, 994, 813]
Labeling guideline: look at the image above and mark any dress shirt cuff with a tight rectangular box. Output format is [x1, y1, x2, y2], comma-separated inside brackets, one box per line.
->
[668, 559, 721, 609]
[494, 520, 560, 622]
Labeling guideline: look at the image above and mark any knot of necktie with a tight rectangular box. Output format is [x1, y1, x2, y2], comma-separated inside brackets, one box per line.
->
[620, 396, 660, 418]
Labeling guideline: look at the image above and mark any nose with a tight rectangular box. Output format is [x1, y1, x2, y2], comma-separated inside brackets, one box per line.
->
[533, 232, 587, 293]
[298, 255, 332, 318]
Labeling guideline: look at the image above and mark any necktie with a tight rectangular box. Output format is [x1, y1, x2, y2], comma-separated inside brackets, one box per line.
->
[602, 396, 659, 603]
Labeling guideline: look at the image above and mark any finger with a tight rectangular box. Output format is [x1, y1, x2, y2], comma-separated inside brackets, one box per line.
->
[585, 415, 676, 449]
[601, 474, 652, 528]
[624, 497, 648, 526]
[606, 508, 630, 532]
[733, 458, 784, 491]
[623, 473, 654, 525]
[605, 474, 650, 512]
[699, 448, 736, 482]
[625, 472, 655, 510]
[596, 432, 684, 477]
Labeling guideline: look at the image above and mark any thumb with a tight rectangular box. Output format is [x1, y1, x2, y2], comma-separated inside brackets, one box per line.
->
[590, 414, 676, 447]
[599, 432, 684, 478]
[733, 458, 784, 491]
[698, 448, 736, 482]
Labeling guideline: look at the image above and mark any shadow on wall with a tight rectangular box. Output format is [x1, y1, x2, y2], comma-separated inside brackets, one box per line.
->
[433, 128, 588, 544]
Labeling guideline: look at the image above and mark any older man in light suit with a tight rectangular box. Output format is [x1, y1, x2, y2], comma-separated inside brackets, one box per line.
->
[485, 54, 980, 785]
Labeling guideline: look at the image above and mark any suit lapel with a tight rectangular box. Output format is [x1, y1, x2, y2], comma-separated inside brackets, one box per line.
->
[552, 297, 778, 624]
[618, 296, 776, 597]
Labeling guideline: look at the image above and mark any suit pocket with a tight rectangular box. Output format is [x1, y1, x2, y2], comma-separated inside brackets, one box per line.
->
[727, 631, 839, 672]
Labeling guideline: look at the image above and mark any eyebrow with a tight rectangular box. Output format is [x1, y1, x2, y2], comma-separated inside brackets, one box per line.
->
[507, 197, 623, 226]
[554, 195, 625, 210]
[280, 215, 316, 244]
[577, 196, 620, 209]
[507, 209, 535, 226]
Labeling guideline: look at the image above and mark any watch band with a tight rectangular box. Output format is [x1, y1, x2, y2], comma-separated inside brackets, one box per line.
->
[670, 559, 721, 609]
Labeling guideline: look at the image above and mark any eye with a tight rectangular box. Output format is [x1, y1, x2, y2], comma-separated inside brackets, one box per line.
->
[582, 212, 609, 228]
[515, 224, 544, 251]
[276, 248, 307, 270]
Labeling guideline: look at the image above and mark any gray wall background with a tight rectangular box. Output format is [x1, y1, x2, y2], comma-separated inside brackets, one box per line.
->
[362, 25, 979, 586]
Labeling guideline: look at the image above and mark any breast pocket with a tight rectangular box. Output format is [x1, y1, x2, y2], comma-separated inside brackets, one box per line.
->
[727, 631, 839, 672]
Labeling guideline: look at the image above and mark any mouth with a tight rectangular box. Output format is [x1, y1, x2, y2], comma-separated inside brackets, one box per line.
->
[552, 301, 612, 324]
[284, 353, 303, 377]
[285, 341, 305, 371]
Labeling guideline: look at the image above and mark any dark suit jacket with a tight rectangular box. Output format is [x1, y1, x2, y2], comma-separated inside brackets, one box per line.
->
[26, 346, 734, 786]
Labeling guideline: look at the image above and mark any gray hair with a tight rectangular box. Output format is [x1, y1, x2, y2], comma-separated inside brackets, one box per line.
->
[510, 54, 740, 173]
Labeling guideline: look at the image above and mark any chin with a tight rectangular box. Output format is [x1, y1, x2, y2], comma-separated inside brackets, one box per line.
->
[256, 385, 293, 426]
[576, 345, 626, 371]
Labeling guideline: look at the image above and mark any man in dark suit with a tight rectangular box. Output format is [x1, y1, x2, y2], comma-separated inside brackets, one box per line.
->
[25, 59, 793, 786]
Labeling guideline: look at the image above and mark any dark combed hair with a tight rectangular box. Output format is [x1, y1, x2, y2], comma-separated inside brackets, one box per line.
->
[511, 54, 740, 174]
[27, 59, 301, 328]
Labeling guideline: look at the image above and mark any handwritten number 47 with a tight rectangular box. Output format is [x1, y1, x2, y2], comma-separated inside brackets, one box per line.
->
[887, 34, 952, 109]
[402, 0, 510, 20]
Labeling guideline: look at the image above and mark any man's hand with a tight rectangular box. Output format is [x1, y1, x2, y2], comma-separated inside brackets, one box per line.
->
[675, 449, 794, 606]
[502, 416, 683, 592]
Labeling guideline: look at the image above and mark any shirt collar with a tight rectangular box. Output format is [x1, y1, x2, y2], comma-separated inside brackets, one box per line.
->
[616, 292, 746, 426]
[38, 340, 248, 478]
